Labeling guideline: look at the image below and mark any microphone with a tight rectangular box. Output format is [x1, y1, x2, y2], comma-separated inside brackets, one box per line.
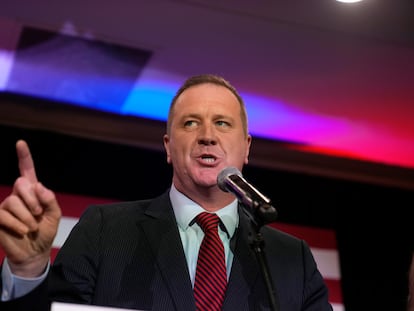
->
[217, 167, 278, 224]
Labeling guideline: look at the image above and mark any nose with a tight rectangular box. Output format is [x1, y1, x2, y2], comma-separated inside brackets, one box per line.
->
[197, 124, 217, 146]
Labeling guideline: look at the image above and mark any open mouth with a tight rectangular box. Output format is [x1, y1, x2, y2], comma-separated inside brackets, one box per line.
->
[200, 155, 216, 164]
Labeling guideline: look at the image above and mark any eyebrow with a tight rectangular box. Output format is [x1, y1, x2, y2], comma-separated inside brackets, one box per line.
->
[181, 113, 201, 120]
[182, 113, 233, 120]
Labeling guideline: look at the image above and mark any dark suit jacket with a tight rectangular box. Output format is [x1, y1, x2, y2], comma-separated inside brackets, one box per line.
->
[1, 191, 332, 311]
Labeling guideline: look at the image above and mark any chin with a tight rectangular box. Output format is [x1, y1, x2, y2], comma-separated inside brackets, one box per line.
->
[194, 175, 217, 187]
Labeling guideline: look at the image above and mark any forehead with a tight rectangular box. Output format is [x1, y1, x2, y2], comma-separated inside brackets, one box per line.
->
[174, 83, 240, 115]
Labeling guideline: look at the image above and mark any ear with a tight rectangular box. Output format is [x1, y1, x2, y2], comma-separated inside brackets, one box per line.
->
[163, 134, 172, 164]
[244, 134, 252, 164]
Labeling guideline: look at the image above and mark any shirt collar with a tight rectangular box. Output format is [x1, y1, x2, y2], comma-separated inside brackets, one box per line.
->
[169, 184, 238, 238]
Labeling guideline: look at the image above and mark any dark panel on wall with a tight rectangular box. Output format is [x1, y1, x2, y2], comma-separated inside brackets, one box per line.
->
[0, 124, 171, 201]
[6, 26, 152, 114]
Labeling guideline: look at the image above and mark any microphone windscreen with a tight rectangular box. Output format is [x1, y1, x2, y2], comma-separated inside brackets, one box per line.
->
[217, 166, 242, 192]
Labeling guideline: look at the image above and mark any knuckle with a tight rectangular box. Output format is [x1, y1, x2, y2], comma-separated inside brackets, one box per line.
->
[1, 194, 19, 210]
[14, 177, 30, 193]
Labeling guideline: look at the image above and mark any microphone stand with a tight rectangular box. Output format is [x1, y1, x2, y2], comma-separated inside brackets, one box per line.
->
[242, 201, 279, 311]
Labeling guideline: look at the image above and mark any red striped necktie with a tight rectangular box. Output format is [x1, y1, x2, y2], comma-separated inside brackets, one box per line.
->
[193, 212, 227, 311]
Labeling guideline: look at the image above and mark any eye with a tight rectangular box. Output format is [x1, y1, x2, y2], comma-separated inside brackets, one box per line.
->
[216, 120, 230, 128]
[184, 120, 198, 128]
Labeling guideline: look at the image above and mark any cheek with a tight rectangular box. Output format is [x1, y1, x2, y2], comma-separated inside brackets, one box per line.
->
[167, 144, 187, 165]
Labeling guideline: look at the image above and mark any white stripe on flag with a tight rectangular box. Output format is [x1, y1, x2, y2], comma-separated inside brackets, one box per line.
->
[311, 247, 341, 280]
[53, 216, 78, 248]
[331, 303, 345, 311]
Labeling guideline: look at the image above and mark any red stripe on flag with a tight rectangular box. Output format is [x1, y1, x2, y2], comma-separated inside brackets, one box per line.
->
[269, 222, 337, 249]
[324, 278, 343, 304]
[51, 248, 60, 263]
[55, 192, 118, 217]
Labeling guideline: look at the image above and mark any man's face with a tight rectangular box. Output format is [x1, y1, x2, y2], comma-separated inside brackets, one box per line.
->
[163, 83, 251, 193]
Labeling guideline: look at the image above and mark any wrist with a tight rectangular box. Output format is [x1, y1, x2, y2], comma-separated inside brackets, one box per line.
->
[8, 252, 50, 278]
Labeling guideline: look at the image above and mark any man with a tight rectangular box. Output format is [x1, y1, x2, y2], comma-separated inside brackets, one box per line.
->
[0, 74, 333, 310]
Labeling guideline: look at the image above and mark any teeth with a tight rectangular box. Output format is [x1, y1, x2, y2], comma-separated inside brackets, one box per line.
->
[202, 157, 215, 163]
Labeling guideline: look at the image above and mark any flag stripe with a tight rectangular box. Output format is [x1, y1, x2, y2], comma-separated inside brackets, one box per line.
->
[269, 222, 337, 249]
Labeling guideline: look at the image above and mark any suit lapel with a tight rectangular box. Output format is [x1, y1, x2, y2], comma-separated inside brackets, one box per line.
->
[140, 192, 196, 310]
[222, 206, 261, 311]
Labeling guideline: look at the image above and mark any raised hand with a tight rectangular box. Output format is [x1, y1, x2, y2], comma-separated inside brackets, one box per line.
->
[0, 140, 61, 277]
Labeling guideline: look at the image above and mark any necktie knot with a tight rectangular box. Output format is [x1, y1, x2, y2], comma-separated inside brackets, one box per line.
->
[196, 212, 220, 233]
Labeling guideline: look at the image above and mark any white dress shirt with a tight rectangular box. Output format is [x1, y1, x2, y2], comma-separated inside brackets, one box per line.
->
[169, 184, 239, 286]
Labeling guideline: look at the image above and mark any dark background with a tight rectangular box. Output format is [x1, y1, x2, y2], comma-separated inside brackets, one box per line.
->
[1, 121, 413, 311]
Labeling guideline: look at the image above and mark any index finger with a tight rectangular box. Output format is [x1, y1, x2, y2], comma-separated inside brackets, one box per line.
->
[16, 140, 38, 183]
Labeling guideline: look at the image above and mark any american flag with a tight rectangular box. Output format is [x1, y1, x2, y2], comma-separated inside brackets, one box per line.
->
[0, 185, 344, 310]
